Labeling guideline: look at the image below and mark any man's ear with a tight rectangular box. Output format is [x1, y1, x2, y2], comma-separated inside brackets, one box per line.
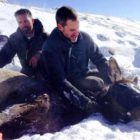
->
[57, 24, 63, 31]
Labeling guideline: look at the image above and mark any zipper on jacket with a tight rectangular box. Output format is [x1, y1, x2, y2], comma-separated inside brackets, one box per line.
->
[66, 45, 73, 76]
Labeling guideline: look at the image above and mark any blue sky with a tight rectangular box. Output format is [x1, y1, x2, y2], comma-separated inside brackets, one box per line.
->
[9, 0, 140, 21]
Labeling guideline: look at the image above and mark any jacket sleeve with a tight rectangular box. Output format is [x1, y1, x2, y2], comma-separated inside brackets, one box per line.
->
[32, 32, 49, 59]
[0, 37, 16, 68]
[42, 50, 67, 86]
[88, 37, 112, 84]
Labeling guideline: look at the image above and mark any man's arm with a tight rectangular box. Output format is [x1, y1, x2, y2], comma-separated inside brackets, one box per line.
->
[29, 33, 49, 68]
[0, 37, 16, 68]
[29, 52, 41, 68]
[88, 37, 112, 84]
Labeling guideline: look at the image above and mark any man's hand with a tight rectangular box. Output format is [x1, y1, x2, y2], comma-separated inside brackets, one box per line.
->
[29, 54, 40, 68]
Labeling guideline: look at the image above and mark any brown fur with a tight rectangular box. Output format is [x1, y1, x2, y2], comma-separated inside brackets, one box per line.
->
[0, 69, 87, 139]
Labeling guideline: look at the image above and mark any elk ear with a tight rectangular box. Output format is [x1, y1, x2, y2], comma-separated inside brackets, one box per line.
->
[57, 24, 63, 31]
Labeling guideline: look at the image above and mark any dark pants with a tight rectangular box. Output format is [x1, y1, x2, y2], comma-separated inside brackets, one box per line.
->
[71, 71, 104, 97]
[60, 71, 105, 114]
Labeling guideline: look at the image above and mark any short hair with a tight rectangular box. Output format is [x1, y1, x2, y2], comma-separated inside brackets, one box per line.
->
[14, 8, 32, 17]
[56, 6, 78, 26]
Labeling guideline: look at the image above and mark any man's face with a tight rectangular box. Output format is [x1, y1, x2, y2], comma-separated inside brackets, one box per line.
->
[16, 14, 34, 35]
[58, 19, 80, 43]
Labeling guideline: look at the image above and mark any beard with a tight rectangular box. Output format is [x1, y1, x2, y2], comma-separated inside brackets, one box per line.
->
[21, 27, 34, 37]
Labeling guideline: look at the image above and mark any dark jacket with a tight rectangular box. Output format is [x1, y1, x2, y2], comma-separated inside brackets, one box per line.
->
[0, 19, 48, 76]
[43, 28, 112, 85]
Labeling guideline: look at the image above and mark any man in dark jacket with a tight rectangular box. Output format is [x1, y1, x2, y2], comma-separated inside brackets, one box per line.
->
[42, 6, 114, 114]
[0, 8, 48, 78]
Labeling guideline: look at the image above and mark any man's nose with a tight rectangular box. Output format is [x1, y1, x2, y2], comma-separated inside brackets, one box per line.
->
[74, 30, 79, 36]
[19, 22, 26, 28]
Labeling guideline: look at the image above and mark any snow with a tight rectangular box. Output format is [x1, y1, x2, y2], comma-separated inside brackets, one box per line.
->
[0, 2, 140, 140]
